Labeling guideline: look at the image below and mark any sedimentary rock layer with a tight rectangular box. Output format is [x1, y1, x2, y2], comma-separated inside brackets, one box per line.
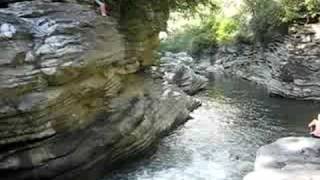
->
[159, 52, 208, 95]
[0, 1, 199, 180]
[200, 22, 320, 100]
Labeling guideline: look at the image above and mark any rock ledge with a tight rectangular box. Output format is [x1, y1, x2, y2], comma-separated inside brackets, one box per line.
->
[244, 137, 320, 180]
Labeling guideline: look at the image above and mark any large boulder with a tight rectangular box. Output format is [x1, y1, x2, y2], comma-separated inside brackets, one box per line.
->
[0, 1, 198, 180]
[244, 137, 320, 180]
[159, 52, 208, 95]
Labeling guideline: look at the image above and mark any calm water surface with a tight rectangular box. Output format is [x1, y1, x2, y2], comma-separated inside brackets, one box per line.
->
[104, 74, 320, 180]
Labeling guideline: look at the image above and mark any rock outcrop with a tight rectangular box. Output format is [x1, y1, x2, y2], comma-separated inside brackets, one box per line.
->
[158, 52, 208, 95]
[0, 1, 199, 180]
[244, 137, 320, 180]
[203, 22, 320, 100]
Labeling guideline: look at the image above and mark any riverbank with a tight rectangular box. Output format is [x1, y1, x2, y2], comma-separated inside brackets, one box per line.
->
[160, 5, 320, 178]
[104, 74, 320, 180]
[194, 22, 320, 101]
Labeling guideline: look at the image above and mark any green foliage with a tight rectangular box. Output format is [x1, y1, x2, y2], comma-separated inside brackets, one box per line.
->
[243, 0, 319, 41]
[214, 17, 240, 43]
[244, 0, 285, 42]
[190, 21, 217, 54]
[306, 0, 320, 12]
[159, 29, 194, 53]
[281, 0, 320, 22]
[281, 0, 304, 21]
[161, 0, 320, 54]
[160, 24, 217, 54]
[168, 0, 218, 14]
[160, 1, 243, 54]
[304, 0, 320, 18]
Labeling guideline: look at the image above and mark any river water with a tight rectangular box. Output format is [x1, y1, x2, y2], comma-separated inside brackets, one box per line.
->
[104, 74, 320, 180]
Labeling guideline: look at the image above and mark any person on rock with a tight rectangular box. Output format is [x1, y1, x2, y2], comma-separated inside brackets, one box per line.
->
[94, 0, 110, 16]
[308, 114, 320, 138]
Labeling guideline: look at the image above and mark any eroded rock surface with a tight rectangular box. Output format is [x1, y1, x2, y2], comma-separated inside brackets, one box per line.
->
[0, 0, 125, 147]
[244, 137, 320, 180]
[0, 1, 198, 180]
[203, 22, 320, 100]
[159, 52, 208, 95]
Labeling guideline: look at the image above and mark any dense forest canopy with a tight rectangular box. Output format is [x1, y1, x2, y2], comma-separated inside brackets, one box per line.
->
[161, 0, 320, 53]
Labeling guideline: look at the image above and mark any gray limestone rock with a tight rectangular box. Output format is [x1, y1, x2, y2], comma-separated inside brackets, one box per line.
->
[200, 22, 320, 101]
[159, 52, 208, 95]
[0, 1, 198, 180]
[244, 137, 320, 180]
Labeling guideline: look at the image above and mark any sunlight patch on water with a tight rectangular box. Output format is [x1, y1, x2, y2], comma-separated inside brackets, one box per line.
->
[104, 76, 320, 180]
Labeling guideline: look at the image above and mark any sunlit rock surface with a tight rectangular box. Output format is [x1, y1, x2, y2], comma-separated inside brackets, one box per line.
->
[244, 137, 320, 180]
[0, 1, 198, 180]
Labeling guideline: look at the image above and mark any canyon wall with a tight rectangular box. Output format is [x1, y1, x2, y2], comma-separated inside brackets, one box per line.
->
[0, 1, 199, 180]
[199, 22, 320, 100]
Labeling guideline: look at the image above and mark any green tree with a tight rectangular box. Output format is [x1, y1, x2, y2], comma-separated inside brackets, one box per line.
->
[215, 17, 240, 43]
[243, 0, 285, 42]
[168, 0, 217, 14]
[281, 0, 320, 22]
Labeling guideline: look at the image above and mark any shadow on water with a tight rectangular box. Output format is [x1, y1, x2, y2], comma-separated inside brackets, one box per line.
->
[104, 74, 320, 180]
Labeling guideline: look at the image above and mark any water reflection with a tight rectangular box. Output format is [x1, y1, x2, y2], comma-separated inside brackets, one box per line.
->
[105, 74, 320, 180]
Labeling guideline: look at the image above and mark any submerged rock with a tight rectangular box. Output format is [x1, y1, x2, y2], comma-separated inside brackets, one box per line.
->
[244, 137, 320, 180]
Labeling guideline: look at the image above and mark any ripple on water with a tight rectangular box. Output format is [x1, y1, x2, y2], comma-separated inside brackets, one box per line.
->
[105, 75, 320, 180]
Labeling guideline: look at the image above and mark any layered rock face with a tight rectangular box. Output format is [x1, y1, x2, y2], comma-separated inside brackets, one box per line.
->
[0, 1, 199, 180]
[244, 137, 320, 180]
[205, 22, 320, 100]
[158, 52, 208, 95]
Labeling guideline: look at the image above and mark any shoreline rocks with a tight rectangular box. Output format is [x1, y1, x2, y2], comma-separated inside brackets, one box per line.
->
[158, 52, 209, 95]
[193, 22, 320, 101]
[244, 137, 320, 180]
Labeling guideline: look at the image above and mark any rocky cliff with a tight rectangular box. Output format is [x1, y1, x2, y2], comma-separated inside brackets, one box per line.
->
[199, 22, 320, 100]
[0, 1, 200, 180]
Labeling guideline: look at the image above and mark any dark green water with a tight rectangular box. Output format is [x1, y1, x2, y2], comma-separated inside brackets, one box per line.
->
[104, 74, 320, 180]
